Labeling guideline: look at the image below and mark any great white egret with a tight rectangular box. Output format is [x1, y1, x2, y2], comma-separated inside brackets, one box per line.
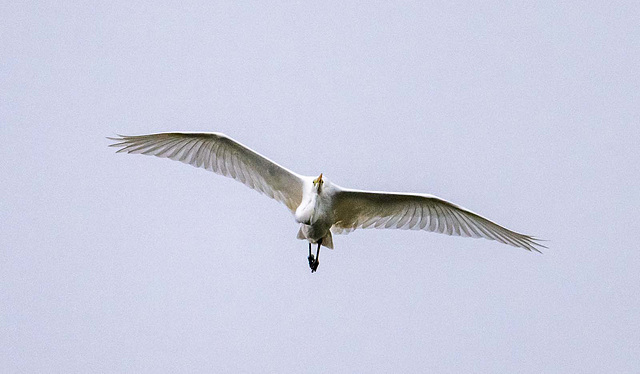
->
[109, 132, 544, 272]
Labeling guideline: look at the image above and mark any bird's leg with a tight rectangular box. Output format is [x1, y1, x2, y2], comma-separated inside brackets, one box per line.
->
[308, 242, 315, 269]
[310, 240, 321, 273]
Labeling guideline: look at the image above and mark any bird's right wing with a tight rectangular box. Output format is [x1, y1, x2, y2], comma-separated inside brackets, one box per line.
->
[109, 133, 304, 212]
[331, 189, 544, 252]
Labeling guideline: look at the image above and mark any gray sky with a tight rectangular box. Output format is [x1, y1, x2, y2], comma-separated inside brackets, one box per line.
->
[2, 1, 639, 372]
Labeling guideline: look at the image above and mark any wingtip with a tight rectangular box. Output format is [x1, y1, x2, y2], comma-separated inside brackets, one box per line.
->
[107, 134, 130, 151]
[528, 239, 547, 254]
[107, 134, 127, 140]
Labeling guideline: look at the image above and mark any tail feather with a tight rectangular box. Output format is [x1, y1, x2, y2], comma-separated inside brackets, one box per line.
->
[321, 232, 334, 249]
[296, 226, 306, 240]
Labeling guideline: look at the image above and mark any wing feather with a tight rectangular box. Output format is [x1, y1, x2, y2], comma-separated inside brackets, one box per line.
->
[332, 189, 544, 252]
[397, 204, 413, 229]
[408, 204, 421, 230]
[109, 132, 304, 212]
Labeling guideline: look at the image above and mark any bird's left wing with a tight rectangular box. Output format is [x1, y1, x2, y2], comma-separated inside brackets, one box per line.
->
[331, 189, 544, 252]
[109, 133, 304, 212]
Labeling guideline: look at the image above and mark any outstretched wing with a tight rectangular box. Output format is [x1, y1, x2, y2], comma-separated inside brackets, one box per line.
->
[109, 132, 304, 212]
[331, 189, 545, 252]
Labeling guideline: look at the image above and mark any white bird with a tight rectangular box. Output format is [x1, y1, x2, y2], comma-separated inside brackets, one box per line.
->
[109, 132, 544, 272]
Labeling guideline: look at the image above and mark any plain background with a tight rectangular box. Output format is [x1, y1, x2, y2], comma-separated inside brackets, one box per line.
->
[2, 2, 638, 373]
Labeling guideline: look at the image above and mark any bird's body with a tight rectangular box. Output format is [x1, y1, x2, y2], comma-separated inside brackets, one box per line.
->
[295, 175, 337, 248]
[109, 132, 544, 272]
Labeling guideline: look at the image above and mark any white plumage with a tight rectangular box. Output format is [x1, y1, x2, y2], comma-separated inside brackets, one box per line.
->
[109, 132, 544, 271]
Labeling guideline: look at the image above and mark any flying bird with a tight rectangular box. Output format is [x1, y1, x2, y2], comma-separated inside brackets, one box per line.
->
[109, 132, 544, 272]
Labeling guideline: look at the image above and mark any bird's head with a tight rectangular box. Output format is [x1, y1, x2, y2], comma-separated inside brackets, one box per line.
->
[312, 173, 324, 192]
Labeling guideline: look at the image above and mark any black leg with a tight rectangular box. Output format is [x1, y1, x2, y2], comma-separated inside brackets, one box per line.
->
[308, 242, 315, 269]
[310, 240, 321, 273]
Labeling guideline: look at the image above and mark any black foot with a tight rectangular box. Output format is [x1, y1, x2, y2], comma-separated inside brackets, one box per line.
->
[310, 259, 319, 273]
[307, 241, 321, 273]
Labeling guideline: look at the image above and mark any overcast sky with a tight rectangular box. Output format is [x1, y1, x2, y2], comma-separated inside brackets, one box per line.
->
[2, 1, 639, 373]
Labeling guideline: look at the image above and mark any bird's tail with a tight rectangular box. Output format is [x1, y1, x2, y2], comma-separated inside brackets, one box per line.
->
[321, 232, 334, 249]
[296, 227, 334, 249]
